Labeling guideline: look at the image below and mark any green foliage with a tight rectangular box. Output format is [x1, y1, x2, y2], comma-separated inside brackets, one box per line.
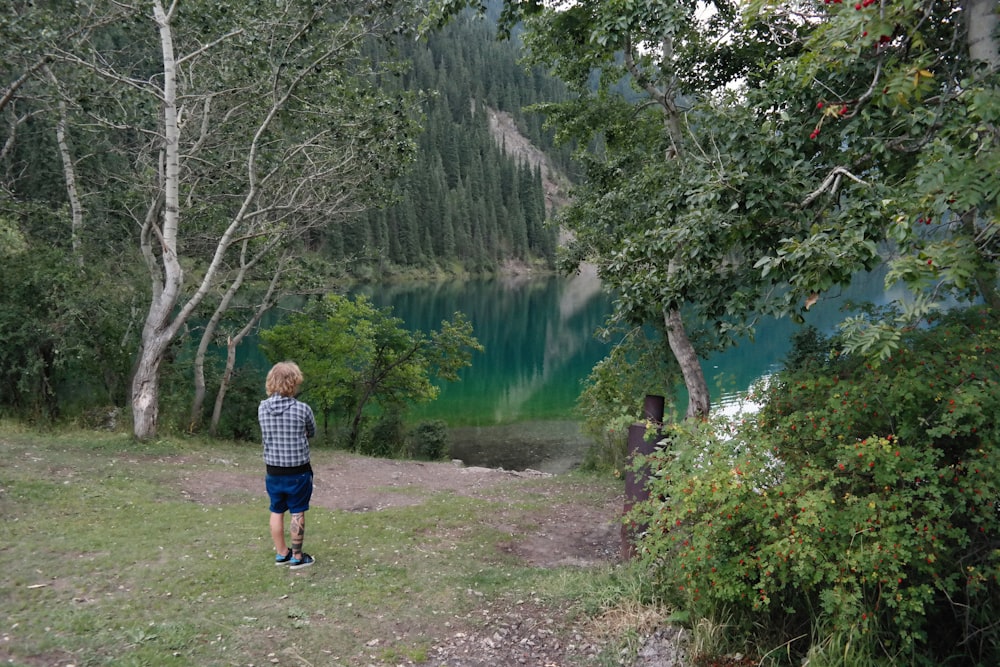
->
[748, 0, 1000, 327]
[577, 325, 680, 473]
[630, 307, 1000, 664]
[259, 296, 357, 425]
[258, 294, 482, 451]
[783, 325, 833, 372]
[0, 214, 28, 258]
[448, 0, 999, 394]
[366, 410, 408, 458]
[0, 247, 137, 420]
[208, 366, 265, 442]
[407, 419, 451, 460]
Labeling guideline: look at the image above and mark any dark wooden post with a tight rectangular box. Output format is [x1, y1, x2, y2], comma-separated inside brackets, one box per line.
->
[622, 395, 666, 559]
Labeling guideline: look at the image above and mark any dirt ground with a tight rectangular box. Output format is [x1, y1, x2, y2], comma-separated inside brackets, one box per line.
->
[186, 453, 691, 666]
[190, 453, 625, 568]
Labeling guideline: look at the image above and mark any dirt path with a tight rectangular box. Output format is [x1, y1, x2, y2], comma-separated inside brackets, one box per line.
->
[185, 452, 658, 665]
[189, 452, 625, 568]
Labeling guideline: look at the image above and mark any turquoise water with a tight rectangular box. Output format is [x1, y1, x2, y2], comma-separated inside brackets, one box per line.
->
[354, 268, 898, 426]
[353, 270, 615, 426]
[239, 269, 894, 470]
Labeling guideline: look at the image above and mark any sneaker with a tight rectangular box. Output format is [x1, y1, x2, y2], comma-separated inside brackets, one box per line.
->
[275, 549, 293, 566]
[289, 553, 315, 570]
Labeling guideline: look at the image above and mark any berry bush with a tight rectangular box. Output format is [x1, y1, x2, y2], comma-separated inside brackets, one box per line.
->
[630, 307, 1000, 665]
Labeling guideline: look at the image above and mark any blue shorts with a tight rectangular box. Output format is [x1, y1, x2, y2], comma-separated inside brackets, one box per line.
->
[266, 471, 313, 514]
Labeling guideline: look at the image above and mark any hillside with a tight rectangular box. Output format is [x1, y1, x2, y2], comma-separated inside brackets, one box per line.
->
[485, 105, 572, 215]
[322, 8, 578, 277]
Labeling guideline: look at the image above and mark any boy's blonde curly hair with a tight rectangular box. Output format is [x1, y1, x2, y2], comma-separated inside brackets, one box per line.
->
[265, 361, 303, 397]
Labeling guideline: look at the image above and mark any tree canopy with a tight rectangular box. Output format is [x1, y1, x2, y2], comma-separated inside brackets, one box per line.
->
[431, 0, 998, 416]
[259, 294, 483, 450]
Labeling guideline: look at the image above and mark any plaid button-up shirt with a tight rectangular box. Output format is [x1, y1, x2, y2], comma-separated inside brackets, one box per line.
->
[259, 394, 316, 468]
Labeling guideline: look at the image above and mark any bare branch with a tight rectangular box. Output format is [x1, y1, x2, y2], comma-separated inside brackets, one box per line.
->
[1, 108, 49, 162]
[1, 57, 53, 114]
[176, 29, 244, 66]
[801, 166, 869, 207]
[48, 49, 165, 101]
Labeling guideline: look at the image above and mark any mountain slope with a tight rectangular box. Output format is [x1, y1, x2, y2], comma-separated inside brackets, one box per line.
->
[323, 8, 576, 277]
[485, 105, 571, 215]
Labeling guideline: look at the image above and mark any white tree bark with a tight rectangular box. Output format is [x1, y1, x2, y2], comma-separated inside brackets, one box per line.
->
[208, 258, 286, 435]
[132, 0, 183, 440]
[966, 0, 1000, 71]
[45, 67, 85, 267]
[190, 238, 281, 431]
[82, 0, 410, 439]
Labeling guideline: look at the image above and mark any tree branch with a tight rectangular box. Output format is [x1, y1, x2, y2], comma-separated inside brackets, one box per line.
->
[1, 56, 53, 114]
[176, 29, 244, 66]
[801, 166, 869, 208]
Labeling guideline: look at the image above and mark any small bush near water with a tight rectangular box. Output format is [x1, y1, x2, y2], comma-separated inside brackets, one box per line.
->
[629, 307, 1000, 665]
[408, 419, 450, 460]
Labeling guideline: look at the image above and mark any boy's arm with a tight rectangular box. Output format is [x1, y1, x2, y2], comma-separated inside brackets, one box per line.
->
[304, 404, 317, 438]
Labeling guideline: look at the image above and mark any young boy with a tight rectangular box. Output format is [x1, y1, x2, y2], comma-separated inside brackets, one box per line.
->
[258, 361, 317, 569]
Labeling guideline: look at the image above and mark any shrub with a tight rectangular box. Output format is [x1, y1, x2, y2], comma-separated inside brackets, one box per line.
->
[364, 410, 406, 458]
[407, 420, 450, 460]
[211, 367, 265, 441]
[577, 327, 679, 473]
[630, 307, 1000, 665]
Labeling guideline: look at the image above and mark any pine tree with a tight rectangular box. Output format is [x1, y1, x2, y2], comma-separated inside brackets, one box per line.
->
[337, 2, 574, 276]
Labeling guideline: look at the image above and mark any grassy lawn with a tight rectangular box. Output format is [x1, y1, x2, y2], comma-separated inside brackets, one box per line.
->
[0, 423, 635, 667]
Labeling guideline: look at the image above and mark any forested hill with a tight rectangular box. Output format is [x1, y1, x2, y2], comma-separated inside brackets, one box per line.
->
[327, 7, 576, 279]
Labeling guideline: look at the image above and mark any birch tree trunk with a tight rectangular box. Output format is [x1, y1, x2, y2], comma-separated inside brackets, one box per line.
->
[965, 0, 1000, 310]
[1, 1, 415, 438]
[208, 263, 283, 435]
[189, 245, 251, 432]
[132, 0, 183, 440]
[966, 0, 999, 71]
[47, 68, 85, 267]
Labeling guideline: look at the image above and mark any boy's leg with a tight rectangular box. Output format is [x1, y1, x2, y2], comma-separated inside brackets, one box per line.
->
[270, 512, 287, 554]
[290, 511, 305, 558]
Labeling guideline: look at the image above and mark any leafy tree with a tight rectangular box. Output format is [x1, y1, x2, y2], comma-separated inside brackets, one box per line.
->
[427, 0, 815, 419]
[407, 419, 450, 460]
[433, 0, 998, 416]
[259, 294, 483, 451]
[2, 0, 423, 438]
[0, 247, 136, 420]
[749, 0, 1000, 358]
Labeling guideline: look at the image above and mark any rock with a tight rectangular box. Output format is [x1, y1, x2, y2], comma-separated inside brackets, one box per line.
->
[633, 625, 690, 667]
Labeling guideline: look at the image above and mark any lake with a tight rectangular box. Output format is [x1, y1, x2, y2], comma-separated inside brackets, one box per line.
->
[349, 267, 901, 472]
